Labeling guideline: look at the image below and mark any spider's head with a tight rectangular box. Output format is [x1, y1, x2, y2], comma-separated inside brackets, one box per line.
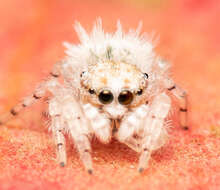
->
[64, 20, 162, 119]
[80, 61, 148, 119]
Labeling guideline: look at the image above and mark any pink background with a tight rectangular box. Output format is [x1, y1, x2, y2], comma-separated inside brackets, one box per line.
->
[0, 0, 220, 189]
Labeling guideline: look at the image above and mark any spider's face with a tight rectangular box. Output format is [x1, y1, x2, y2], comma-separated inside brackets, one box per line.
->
[80, 61, 148, 119]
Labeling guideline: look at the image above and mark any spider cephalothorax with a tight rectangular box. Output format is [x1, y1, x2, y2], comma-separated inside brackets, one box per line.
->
[0, 19, 188, 174]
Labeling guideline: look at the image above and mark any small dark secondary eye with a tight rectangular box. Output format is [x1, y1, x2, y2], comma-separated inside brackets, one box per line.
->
[98, 90, 114, 104]
[136, 89, 143, 96]
[89, 89, 95, 94]
[144, 73, 148, 79]
[118, 90, 133, 105]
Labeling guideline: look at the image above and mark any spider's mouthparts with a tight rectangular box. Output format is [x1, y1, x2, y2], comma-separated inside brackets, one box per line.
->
[111, 118, 121, 134]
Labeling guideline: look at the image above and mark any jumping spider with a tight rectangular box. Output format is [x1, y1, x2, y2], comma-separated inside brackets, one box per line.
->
[0, 20, 188, 174]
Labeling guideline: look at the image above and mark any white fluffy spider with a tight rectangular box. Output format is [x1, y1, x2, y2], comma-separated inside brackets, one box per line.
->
[0, 19, 188, 174]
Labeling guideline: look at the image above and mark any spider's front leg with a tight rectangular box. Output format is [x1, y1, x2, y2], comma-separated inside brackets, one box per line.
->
[51, 115, 67, 167]
[116, 93, 171, 172]
[49, 93, 94, 174]
[137, 93, 171, 172]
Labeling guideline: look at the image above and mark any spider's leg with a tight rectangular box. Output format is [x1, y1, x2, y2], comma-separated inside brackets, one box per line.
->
[165, 79, 188, 130]
[138, 148, 151, 173]
[0, 83, 47, 125]
[117, 93, 170, 172]
[138, 93, 171, 172]
[52, 94, 93, 174]
[0, 62, 62, 125]
[51, 115, 67, 167]
[71, 134, 93, 174]
[83, 103, 111, 144]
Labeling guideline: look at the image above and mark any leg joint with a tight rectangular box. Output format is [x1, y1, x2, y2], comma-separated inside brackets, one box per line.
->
[180, 91, 187, 98]
[33, 94, 41, 99]
[57, 143, 63, 148]
[50, 72, 59, 78]
[22, 103, 27, 107]
[10, 108, 18, 116]
[84, 149, 90, 153]
[180, 108, 187, 112]
[168, 85, 176, 91]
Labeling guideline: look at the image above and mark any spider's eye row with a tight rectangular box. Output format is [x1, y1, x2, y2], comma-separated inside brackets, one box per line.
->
[95, 89, 142, 105]
[143, 73, 149, 79]
[98, 90, 114, 104]
[118, 90, 133, 105]
[136, 89, 143, 96]
[89, 88, 96, 94]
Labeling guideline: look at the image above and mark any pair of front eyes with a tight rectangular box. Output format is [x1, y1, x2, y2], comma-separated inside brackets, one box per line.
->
[89, 89, 143, 105]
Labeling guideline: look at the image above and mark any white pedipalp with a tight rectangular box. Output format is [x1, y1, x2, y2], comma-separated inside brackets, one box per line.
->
[116, 104, 150, 143]
[83, 103, 111, 143]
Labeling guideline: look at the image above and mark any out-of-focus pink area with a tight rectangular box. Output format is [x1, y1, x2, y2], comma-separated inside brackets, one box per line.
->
[0, 0, 220, 189]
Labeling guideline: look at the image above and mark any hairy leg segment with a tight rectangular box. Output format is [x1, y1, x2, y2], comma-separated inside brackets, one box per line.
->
[0, 62, 62, 125]
[116, 93, 171, 172]
[49, 93, 94, 174]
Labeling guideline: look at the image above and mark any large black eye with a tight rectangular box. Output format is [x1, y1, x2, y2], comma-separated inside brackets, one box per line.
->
[98, 90, 114, 104]
[118, 90, 133, 105]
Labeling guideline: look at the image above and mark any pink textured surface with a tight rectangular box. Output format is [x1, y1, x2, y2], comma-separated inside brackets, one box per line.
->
[0, 0, 220, 189]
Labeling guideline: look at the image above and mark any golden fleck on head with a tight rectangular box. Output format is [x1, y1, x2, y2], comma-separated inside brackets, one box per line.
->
[124, 78, 130, 84]
[88, 60, 144, 90]
[100, 77, 107, 85]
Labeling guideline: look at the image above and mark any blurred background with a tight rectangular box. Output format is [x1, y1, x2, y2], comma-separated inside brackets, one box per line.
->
[0, 0, 220, 190]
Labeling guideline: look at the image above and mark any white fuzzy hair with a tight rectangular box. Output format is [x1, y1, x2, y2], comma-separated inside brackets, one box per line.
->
[0, 20, 188, 173]
[63, 19, 171, 97]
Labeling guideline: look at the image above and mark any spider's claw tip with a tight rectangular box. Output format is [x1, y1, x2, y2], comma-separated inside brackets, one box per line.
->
[182, 126, 189, 130]
[87, 169, 93, 175]
[138, 167, 144, 173]
[59, 162, 65, 167]
[0, 119, 4, 125]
